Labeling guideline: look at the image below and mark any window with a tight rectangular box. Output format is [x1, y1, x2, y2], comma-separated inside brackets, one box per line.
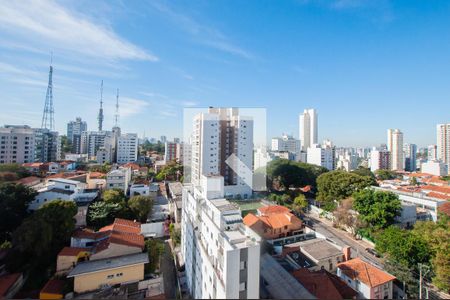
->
[239, 281, 247, 291]
[107, 275, 114, 279]
[116, 273, 123, 277]
[240, 261, 247, 270]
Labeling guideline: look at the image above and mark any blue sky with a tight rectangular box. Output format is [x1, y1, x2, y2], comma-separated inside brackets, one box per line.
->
[0, 0, 449, 147]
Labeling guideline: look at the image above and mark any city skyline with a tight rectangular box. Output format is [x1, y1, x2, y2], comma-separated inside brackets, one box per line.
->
[1, 1, 450, 147]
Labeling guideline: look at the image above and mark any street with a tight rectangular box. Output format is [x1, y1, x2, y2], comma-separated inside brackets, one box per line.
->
[305, 212, 384, 268]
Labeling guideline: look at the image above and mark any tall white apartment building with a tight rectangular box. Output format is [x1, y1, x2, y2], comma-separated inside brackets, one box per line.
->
[182, 107, 260, 299]
[271, 134, 301, 160]
[370, 148, 391, 172]
[307, 140, 335, 170]
[387, 129, 404, 171]
[437, 123, 450, 165]
[80, 131, 114, 161]
[182, 175, 260, 299]
[428, 144, 438, 161]
[190, 108, 253, 198]
[0, 125, 36, 164]
[117, 133, 138, 164]
[299, 109, 318, 151]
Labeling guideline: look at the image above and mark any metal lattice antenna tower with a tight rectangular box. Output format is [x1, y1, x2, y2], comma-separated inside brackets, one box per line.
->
[114, 88, 120, 127]
[98, 80, 104, 131]
[41, 53, 55, 130]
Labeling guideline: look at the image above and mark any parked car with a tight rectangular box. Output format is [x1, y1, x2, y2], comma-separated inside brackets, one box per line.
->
[365, 248, 380, 258]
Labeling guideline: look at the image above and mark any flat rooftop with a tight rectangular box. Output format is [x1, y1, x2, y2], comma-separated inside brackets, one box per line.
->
[287, 238, 342, 261]
[211, 198, 239, 212]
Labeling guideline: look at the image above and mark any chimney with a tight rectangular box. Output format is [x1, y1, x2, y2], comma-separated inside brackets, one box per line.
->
[343, 246, 351, 261]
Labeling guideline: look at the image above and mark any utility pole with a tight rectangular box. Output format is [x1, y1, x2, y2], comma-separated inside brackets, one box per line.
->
[418, 263, 431, 299]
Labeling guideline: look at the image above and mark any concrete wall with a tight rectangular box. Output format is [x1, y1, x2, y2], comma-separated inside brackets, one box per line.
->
[73, 264, 145, 293]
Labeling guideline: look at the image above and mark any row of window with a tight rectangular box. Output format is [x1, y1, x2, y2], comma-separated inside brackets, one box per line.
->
[106, 272, 123, 279]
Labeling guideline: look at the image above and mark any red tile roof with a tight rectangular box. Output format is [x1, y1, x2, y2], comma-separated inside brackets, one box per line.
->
[89, 171, 105, 179]
[338, 258, 396, 287]
[426, 192, 450, 200]
[258, 205, 290, 215]
[58, 247, 89, 257]
[421, 185, 450, 195]
[40, 279, 65, 295]
[109, 231, 144, 249]
[72, 228, 110, 240]
[0, 273, 22, 297]
[123, 163, 140, 170]
[292, 268, 357, 300]
[92, 218, 144, 253]
[438, 202, 450, 217]
[22, 162, 43, 168]
[15, 176, 40, 186]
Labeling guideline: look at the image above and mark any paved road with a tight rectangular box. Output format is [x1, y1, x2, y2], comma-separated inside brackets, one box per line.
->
[305, 212, 384, 268]
[149, 195, 170, 221]
[160, 241, 178, 299]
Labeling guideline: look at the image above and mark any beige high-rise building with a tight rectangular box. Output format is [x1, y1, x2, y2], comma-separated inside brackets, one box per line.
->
[387, 129, 404, 171]
[437, 123, 450, 165]
[299, 109, 318, 151]
[0, 125, 36, 164]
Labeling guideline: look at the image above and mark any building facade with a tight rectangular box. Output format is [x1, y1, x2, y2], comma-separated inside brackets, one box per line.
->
[0, 125, 36, 164]
[404, 143, 417, 172]
[387, 129, 404, 171]
[190, 108, 253, 198]
[370, 148, 391, 172]
[299, 109, 318, 151]
[67, 117, 87, 143]
[307, 140, 335, 170]
[437, 123, 450, 165]
[80, 131, 114, 161]
[164, 141, 178, 163]
[117, 133, 138, 164]
[271, 134, 301, 160]
[181, 176, 261, 299]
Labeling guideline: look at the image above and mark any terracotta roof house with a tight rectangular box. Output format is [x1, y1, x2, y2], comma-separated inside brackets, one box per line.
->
[15, 176, 41, 187]
[438, 201, 450, 217]
[243, 205, 303, 241]
[337, 257, 396, 299]
[56, 247, 91, 274]
[292, 268, 357, 300]
[0, 273, 23, 299]
[70, 218, 144, 261]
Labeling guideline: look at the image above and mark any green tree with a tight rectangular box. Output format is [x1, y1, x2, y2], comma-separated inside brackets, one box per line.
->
[292, 194, 308, 214]
[351, 167, 375, 180]
[87, 201, 123, 229]
[353, 189, 401, 230]
[0, 163, 30, 178]
[169, 223, 181, 247]
[128, 195, 154, 222]
[0, 183, 37, 243]
[266, 159, 327, 191]
[375, 169, 397, 180]
[60, 135, 72, 154]
[412, 215, 450, 292]
[145, 239, 165, 273]
[410, 177, 418, 186]
[36, 200, 78, 251]
[103, 189, 126, 204]
[316, 171, 375, 210]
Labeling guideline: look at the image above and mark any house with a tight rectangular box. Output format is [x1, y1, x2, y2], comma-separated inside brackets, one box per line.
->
[86, 171, 106, 190]
[22, 162, 44, 174]
[67, 252, 148, 294]
[59, 160, 77, 171]
[130, 184, 151, 196]
[291, 268, 357, 300]
[29, 178, 98, 210]
[39, 279, 65, 299]
[70, 218, 144, 261]
[153, 160, 166, 173]
[56, 247, 90, 274]
[41, 162, 60, 174]
[0, 273, 23, 299]
[106, 166, 131, 193]
[284, 238, 345, 272]
[243, 205, 303, 242]
[337, 257, 396, 299]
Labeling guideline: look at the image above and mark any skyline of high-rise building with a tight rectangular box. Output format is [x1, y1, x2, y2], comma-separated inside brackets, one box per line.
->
[67, 117, 87, 143]
[299, 109, 318, 151]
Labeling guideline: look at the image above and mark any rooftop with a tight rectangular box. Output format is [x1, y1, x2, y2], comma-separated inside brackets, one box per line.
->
[67, 253, 148, 277]
[292, 268, 357, 300]
[40, 279, 65, 295]
[0, 273, 22, 297]
[211, 198, 239, 212]
[58, 247, 89, 257]
[291, 238, 342, 261]
[338, 257, 396, 287]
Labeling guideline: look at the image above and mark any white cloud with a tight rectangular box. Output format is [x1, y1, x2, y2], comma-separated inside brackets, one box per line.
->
[150, 2, 254, 60]
[0, 0, 157, 61]
[117, 97, 150, 118]
[181, 101, 199, 107]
